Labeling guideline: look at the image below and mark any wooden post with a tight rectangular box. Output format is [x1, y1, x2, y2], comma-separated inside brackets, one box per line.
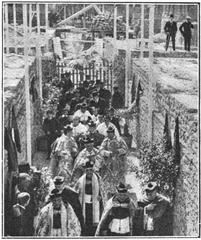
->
[45, 3, 49, 52]
[114, 5, 117, 40]
[36, 3, 43, 101]
[13, 4, 17, 53]
[125, 3, 130, 107]
[29, 4, 32, 33]
[5, 3, 9, 54]
[148, 4, 155, 143]
[140, 4, 144, 58]
[23, 4, 32, 165]
[64, 4, 66, 19]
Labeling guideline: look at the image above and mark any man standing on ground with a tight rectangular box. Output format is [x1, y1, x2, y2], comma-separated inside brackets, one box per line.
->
[179, 16, 194, 51]
[164, 14, 177, 51]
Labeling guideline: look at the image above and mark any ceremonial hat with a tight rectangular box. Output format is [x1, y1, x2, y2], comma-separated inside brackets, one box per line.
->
[49, 189, 62, 199]
[186, 16, 191, 19]
[116, 182, 128, 193]
[145, 182, 158, 192]
[64, 125, 73, 133]
[18, 162, 30, 174]
[88, 121, 96, 128]
[53, 176, 64, 185]
[107, 126, 115, 133]
[108, 107, 115, 113]
[82, 135, 94, 144]
[81, 102, 87, 108]
[84, 161, 94, 169]
[17, 192, 30, 205]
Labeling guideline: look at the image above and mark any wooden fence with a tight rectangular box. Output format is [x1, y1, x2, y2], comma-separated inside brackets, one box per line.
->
[56, 61, 113, 91]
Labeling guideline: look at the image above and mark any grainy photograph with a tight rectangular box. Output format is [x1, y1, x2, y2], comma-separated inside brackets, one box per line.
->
[2, 2, 199, 237]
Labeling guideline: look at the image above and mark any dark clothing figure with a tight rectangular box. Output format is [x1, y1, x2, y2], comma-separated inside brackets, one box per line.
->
[43, 117, 61, 159]
[70, 98, 82, 114]
[179, 20, 194, 51]
[164, 21, 177, 51]
[58, 115, 71, 128]
[110, 117, 121, 134]
[61, 187, 85, 235]
[111, 91, 124, 109]
[11, 204, 27, 236]
[135, 194, 172, 236]
[89, 97, 106, 113]
[98, 88, 111, 108]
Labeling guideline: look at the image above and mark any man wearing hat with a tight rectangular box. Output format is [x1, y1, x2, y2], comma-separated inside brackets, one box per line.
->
[11, 192, 30, 236]
[43, 110, 62, 160]
[75, 161, 104, 236]
[73, 135, 104, 179]
[79, 121, 104, 150]
[95, 182, 136, 236]
[69, 90, 81, 114]
[100, 126, 128, 177]
[179, 16, 194, 51]
[111, 85, 124, 109]
[97, 115, 120, 139]
[164, 14, 177, 51]
[136, 182, 172, 236]
[73, 102, 92, 124]
[58, 105, 71, 129]
[47, 176, 85, 235]
[35, 189, 81, 236]
[50, 125, 78, 178]
[108, 107, 121, 133]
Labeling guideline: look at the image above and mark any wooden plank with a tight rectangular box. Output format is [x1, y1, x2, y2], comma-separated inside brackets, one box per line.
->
[36, 3, 42, 101]
[45, 4, 49, 52]
[148, 4, 155, 143]
[5, 3, 9, 54]
[140, 4, 145, 58]
[125, 3, 130, 107]
[23, 3, 32, 165]
[13, 4, 17, 53]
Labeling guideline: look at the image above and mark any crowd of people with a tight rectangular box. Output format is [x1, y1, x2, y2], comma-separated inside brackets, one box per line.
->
[7, 74, 172, 237]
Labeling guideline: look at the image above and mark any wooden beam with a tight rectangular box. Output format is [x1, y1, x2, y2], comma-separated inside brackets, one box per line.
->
[148, 4, 155, 143]
[57, 4, 101, 26]
[23, 4, 32, 165]
[125, 3, 130, 107]
[36, 3, 42, 101]
[45, 3, 49, 52]
[5, 3, 9, 54]
[64, 5, 66, 19]
[13, 4, 17, 53]
[114, 5, 117, 40]
[140, 4, 144, 58]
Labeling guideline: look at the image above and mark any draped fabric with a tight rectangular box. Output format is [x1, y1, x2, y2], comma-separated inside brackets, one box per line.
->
[35, 201, 81, 236]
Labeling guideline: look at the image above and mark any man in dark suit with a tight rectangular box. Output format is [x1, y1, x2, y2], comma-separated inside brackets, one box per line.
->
[97, 81, 111, 109]
[89, 91, 106, 113]
[42, 110, 61, 160]
[164, 14, 177, 51]
[179, 16, 194, 51]
[111, 86, 124, 109]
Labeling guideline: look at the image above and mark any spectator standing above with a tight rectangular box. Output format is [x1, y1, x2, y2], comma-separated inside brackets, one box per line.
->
[179, 16, 194, 51]
[89, 91, 106, 114]
[43, 110, 61, 160]
[111, 86, 124, 109]
[164, 14, 177, 51]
